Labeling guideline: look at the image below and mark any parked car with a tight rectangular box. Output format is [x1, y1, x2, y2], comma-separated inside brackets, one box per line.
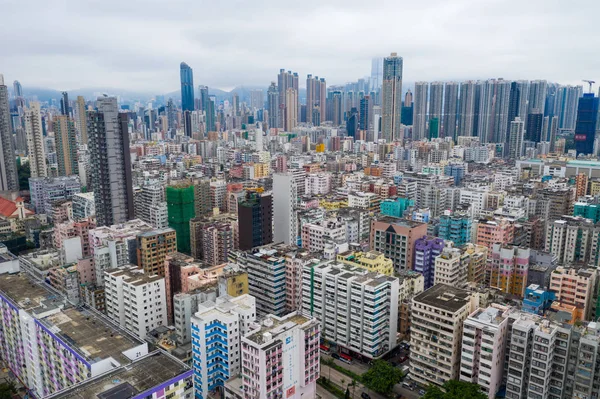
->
[361, 393, 371, 399]
[419, 389, 426, 396]
[402, 382, 414, 391]
[331, 353, 340, 360]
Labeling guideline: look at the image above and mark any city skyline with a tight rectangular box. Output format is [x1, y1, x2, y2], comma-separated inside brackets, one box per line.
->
[1, 0, 599, 93]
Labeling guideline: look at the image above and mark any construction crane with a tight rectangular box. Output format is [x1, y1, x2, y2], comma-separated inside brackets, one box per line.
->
[583, 80, 595, 93]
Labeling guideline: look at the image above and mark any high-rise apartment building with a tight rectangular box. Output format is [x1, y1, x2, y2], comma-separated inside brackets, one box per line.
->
[575, 93, 600, 155]
[277, 69, 299, 129]
[508, 117, 525, 158]
[549, 266, 596, 322]
[237, 191, 272, 251]
[88, 96, 134, 227]
[136, 228, 177, 276]
[267, 82, 278, 129]
[25, 102, 47, 178]
[306, 74, 326, 125]
[273, 172, 297, 245]
[29, 175, 81, 215]
[239, 312, 320, 399]
[410, 284, 474, 387]
[434, 245, 469, 289]
[545, 216, 597, 265]
[54, 115, 79, 176]
[459, 304, 510, 399]
[429, 82, 444, 134]
[302, 262, 399, 359]
[166, 183, 195, 254]
[458, 80, 476, 136]
[191, 294, 256, 399]
[0, 75, 18, 191]
[75, 95, 88, 145]
[489, 244, 529, 297]
[104, 267, 167, 339]
[443, 82, 459, 139]
[413, 81, 428, 141]
[234, 245, 286, 316]
[475, 218, 514, 250]
[370, 217, 428, 271]
[285, 87, 298, 131]
[180, 62, 194, 112]
[528, 79, 548, 116]
[414, 236, 445, 289]
[381, 53, 403, 142]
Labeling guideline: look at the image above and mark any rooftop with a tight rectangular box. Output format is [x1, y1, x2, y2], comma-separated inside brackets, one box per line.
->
[49, 351, 191, 399]
[374, 216, 426, 228]
[0, 272, 61, 311]
[413, 284, 472, 312]
[245, 313, 311, 345]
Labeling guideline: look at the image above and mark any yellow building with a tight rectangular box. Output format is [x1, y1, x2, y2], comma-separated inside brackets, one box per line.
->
[315, 143, 325, 153]
[336, 250, 394, 276]
[253, 162, 270, 179]
[589, 179, 600, 196]
[464, 243, 488, 285]
[320, 197, 348, 210]
[218, 269, 249, 297]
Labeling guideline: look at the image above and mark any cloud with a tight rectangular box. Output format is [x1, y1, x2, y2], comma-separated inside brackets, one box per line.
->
[0, 0, 599, 94]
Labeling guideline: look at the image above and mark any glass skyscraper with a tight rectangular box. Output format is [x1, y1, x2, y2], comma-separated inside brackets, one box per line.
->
[575, 93, 599, 155]
[381, 53, 403, 142]
[180, 62, 194, 112]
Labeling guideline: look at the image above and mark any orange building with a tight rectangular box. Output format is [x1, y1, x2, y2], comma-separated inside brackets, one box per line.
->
[575, 172, 588, 197]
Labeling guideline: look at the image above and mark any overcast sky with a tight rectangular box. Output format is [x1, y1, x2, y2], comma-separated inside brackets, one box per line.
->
[1, 0, 599, 93]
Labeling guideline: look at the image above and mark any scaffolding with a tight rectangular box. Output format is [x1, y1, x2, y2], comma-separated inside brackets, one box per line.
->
[166, 184, 195, 254]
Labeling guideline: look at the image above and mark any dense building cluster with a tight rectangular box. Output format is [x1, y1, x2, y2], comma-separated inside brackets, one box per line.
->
[0, 53, 599, 399]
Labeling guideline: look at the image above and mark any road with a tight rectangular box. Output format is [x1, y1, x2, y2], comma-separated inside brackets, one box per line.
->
[320, 363, 385, 399]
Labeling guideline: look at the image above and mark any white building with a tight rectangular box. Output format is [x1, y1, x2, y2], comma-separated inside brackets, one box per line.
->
[173, 287, 218, 345]
[302, 262, 399, 359]
[273, 172, 298, 246]
[460, 305, 510, 399]
[24, 102, 47, 178]
[191, 294, 256, 399]
[104, 267, 167, 339]
[434, 246, 468, 289]
[410, 284, 475, 387]
[305, 173, 331, 195]
[72, 192, 95, 220]
[240, 312, 320, 399]
[301, 218, 346, 253]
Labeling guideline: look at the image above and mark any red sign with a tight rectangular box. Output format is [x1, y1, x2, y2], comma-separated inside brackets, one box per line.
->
[575, 134, 587, 141]
[287, 386, 296, 397]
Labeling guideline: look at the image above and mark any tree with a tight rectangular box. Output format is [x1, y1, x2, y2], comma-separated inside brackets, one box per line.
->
[349, 379, 358, 398]
[0, 381, 17, 399]
[361, 360, 403, 394]
[422, 380, 487, 399]
[345, 388, 350, 399]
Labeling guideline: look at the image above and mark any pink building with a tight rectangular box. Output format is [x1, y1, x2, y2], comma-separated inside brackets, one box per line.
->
[476, 218, 514, 251]
[54, 217, 96, 257]
[240, 313, 320, 399]
[489, 244, 529, 297]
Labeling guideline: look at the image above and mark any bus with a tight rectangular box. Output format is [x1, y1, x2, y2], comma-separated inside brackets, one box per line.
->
[339, 353, 353, 364]
[319, 344, 331, 355]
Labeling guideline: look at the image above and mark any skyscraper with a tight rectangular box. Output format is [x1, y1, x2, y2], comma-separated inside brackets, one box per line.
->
[306, 75, 326, 125]
[54, 115, 79, 176]
[458, 81, 476, 137]
[180, 62, 194, 112]
[277, 69, 299, 129]
[370, 57, 383, 93]
[443, 82, 459, 140]
[24, 102, 47, 178]
[492, 79, 511, 145]
[198, 85, 209, 112]
[359, 95, 371, 131]
[0, 75, 18, 191]
[526, 112, 543, 143]
[238, 191, 273, 250]
[575, 93, 600, 155]
[75, 96, 88, 145]
[429, 82, 444, 128]
[413, 82, 428, 140]
[267, 82, 278, 129]
[556, 85, 583, 130]
[331, 91, 342, 126]
[381, 53, 403, 142]
[60, 91, 69, 116]
[528, 80, 548, 116]
[273, 173, 297, 245]
[88, 96, 134, 226]
[509, 117, 525, 159]
[250, 89, 264, 109]
[285, 87, 298, 131]
[12, 80, 22, 98]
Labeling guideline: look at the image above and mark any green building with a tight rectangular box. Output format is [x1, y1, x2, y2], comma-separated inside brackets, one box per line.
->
[574, 201, 600, 223]
[380, 197, 414, 218]
[167, 183, 195, 254]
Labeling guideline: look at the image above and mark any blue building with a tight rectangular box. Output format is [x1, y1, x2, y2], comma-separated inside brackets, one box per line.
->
[575, 93, 599, 155]
[444, 163, 466, 185]
[380, 197, 414, 218]
[180, 62, 195, 112]
[438, 212, 472, 246]
[523, 284, 555, 315]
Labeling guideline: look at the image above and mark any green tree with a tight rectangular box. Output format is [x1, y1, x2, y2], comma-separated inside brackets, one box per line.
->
[361, 360, 403, 394]
[345, 387, 350, 399]
[0, 381, 17, 399]
[422, 380, 487, 399]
